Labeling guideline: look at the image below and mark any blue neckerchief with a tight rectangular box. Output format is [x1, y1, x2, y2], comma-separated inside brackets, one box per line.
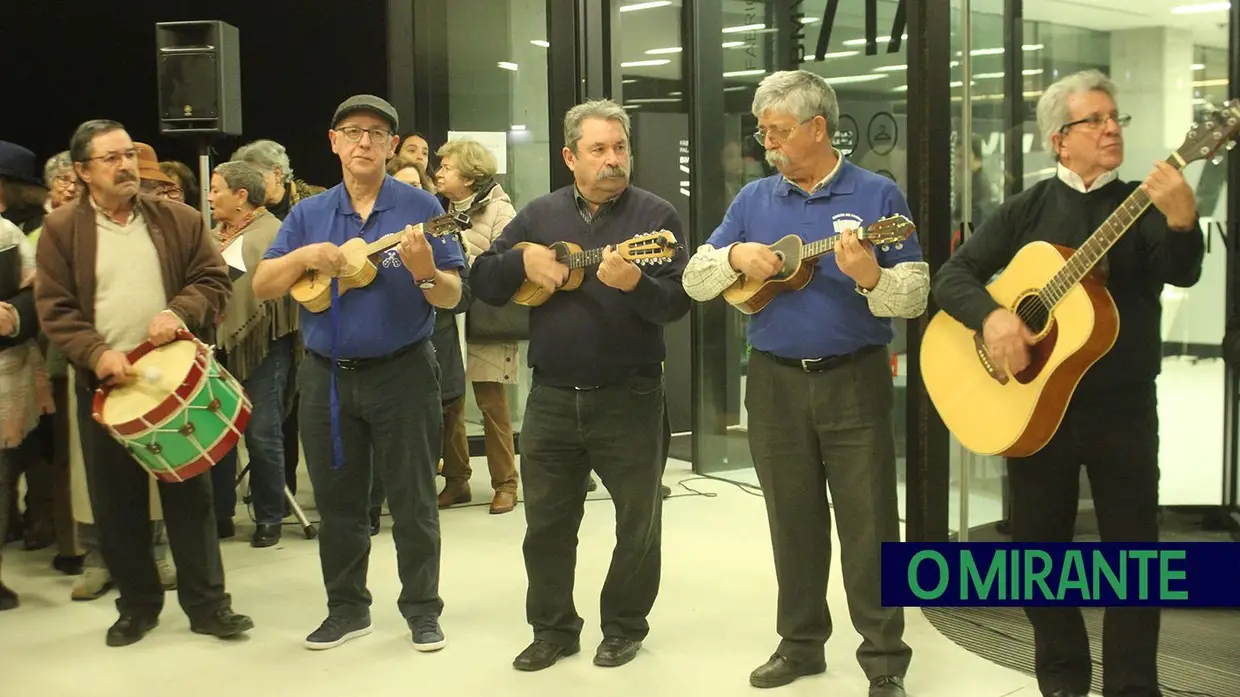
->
[329, 277, 345, 469]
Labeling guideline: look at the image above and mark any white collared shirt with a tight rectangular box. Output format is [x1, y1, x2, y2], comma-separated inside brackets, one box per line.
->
[1056, 163, 1117, 194]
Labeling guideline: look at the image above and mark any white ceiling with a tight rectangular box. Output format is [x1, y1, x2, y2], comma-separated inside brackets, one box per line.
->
[611, 0, 1231, 99]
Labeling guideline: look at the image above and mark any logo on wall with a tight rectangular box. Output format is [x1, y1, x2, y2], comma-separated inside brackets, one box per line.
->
[834, 115, 858, 157]
[868, 113, 898, 156]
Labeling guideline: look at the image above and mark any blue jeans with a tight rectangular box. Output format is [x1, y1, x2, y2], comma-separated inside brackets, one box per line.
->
[213, 335, 294, 526]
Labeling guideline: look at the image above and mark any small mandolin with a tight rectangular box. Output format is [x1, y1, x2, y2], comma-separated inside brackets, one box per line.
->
[511, 230, 680, 307]
[290, 212, 467, 313]
[721, 214, 917, 314]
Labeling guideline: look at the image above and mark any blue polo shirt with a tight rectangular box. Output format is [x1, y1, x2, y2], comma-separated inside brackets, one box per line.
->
[705, 159, 923, 359]
[263, 176, 465, 359]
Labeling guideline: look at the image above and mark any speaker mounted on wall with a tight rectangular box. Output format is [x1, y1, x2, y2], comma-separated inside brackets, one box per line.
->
[155, 20, 242, 136]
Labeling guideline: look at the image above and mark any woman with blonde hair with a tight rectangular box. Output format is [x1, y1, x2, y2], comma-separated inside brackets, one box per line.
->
[433, 139, 518, 514]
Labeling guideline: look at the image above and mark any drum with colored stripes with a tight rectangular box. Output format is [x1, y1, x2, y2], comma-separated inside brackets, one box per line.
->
[93, 330, 251, 483]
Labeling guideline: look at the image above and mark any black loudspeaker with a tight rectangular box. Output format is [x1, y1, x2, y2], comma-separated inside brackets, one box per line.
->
[155, 21, 242, 136]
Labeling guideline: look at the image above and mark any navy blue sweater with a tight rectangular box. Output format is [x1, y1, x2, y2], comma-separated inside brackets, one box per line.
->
[933, 176, 1204, 398]
[471, 185, 690, 387]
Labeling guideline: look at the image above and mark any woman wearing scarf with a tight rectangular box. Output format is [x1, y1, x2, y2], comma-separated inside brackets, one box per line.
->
[208, 161, 299, 548]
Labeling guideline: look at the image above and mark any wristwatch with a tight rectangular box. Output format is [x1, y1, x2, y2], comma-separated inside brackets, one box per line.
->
[416, 275, 437, 290]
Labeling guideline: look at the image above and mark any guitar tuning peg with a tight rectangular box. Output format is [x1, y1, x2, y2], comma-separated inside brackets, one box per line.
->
[1213, 154, 1224, 165]
[1227, 141, 1237, 151]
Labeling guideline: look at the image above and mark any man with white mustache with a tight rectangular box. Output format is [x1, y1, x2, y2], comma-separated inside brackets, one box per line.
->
[682, 70, 928, 696]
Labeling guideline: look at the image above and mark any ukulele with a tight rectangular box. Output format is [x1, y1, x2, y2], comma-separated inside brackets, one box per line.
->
[722, 214, 918, 314]
[290, 212, 467, 313]
[511, 230, 680, 307]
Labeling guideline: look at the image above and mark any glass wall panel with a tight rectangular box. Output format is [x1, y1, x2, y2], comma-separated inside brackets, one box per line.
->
[613, 0, 693, 461]
[688, 0, 780, 482]
[444, 0, 551, 439]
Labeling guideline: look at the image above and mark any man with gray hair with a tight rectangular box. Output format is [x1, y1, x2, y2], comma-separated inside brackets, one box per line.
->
[934, 70, 1203, 697]
[231, 138, 325, 221]
[683, 69, 926, 695]
[472, 98, 690, 672]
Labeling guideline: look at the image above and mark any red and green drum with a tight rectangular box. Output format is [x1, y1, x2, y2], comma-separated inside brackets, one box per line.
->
[93, 331, 251, 483]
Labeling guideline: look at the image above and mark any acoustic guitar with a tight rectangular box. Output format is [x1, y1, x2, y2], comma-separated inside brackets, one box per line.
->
[721, 214, 918, 314]
[290, 212, 467, 313]
[921, 100, 1240, 458]
[512, 230, 679, 307]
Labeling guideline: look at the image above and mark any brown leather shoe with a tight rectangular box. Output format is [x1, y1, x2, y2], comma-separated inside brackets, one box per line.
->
[437, 482, 471, 509]
[490, 491, 517, 514]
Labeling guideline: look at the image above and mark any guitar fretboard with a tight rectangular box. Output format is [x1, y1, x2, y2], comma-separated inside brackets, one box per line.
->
[564, 247, 607, 269]
[1040, 183, 1157, 308]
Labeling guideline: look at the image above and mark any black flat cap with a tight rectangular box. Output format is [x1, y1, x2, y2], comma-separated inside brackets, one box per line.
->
[331, 95, 399, 133]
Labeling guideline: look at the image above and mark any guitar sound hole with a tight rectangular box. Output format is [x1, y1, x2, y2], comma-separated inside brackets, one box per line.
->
[1014, 294, 1051, 334]
[1011, 293, 1057, 385]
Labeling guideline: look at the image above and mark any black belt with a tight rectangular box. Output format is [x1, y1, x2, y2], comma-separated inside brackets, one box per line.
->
[534, 363, 662, 391]
[310, 339, 423, 371]
[756, 344, 884, 373]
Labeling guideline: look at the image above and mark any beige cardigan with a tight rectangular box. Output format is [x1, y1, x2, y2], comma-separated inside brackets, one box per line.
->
[454, 183, 521, 385]
[68, 370, 163, 523]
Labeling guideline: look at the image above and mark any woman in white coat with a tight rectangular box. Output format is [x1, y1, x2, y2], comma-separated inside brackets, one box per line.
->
[433, 140, 519, 515]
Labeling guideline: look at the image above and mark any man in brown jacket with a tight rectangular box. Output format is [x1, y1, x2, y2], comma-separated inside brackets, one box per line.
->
[35, 119, 253, 647]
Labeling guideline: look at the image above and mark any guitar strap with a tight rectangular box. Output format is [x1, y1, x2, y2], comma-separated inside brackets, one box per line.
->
[328, 277, 345, 470]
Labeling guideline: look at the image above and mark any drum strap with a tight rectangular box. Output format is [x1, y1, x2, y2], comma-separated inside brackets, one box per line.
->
[328, 278, 346, 469]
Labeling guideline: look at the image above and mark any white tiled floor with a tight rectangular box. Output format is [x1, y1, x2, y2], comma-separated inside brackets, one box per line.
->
[0, 458, 1043, 697]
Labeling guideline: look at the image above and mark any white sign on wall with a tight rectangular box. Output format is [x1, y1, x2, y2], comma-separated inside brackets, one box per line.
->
[446, 131, 508, 174]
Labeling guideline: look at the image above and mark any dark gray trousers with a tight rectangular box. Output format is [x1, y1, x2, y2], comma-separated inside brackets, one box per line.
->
[299, 340, 444, 622]
[518, 373, 666, 647]
[746, 347, 911, 679]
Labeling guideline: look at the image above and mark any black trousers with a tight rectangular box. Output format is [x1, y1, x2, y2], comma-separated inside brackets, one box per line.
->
[1008, 383, 1161, 697]
[299, 341, 444, 621]
[745, 347, 911, 679]
[519, 373, 666, 647]
[76, 383, 231, 620]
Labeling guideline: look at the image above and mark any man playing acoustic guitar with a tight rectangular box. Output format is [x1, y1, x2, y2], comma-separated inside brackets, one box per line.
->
[471, 98, 690, 672]
[933, 70, 1204, 697]
[682, 70, 928, 696]
[251, 95, 464, 653]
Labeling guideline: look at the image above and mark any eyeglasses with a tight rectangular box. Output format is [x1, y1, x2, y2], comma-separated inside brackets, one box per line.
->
[1060, 113, 1131, 134]
[753, 118, 812, 146]
[52, 175, 77, 189]
[336, 126, 392, 144]
[85, 149, 138, 167]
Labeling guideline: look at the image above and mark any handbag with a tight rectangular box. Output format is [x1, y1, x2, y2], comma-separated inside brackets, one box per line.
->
[466, 299, 529, 342]
[453, 180, 531, 343]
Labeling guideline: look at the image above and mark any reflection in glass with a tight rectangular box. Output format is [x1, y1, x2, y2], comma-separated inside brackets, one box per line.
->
[445, 0, 551, 438]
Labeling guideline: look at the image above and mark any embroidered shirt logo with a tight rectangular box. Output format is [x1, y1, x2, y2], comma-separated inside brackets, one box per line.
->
[831, 213, 864, 234]
[380, 248, 403, 269]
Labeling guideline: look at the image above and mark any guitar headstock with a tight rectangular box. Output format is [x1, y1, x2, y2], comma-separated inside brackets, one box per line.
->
[617, 230, 680, 266]
[425, 211, 469, 238]
[1175, 99, 1240, 167]
[860, 214, 916, 247]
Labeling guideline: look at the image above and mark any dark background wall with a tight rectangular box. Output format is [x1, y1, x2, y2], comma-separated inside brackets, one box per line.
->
[0, 0, 389, 187]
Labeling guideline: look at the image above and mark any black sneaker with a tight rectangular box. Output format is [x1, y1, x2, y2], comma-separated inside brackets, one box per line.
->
[409, 615, 446, 652]
[304, 614, 373, 650]
[0, 583, 18, 611]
